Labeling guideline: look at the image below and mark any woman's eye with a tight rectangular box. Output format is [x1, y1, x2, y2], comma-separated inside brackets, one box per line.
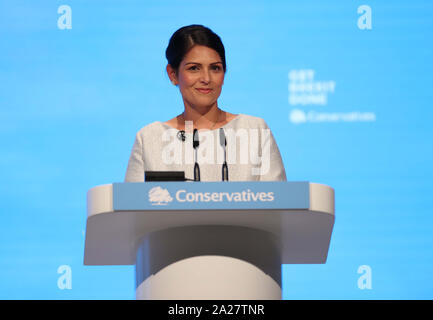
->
[187, 65, 222, 71]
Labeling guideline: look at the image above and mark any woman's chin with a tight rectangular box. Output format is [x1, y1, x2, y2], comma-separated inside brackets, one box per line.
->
[188, 102, 218, 112]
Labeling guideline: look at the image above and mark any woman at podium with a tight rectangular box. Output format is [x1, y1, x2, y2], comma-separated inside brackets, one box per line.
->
[125, 24, 286, 182]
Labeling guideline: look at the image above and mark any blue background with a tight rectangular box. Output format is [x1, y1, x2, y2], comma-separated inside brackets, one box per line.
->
[1, 0, 432, 299]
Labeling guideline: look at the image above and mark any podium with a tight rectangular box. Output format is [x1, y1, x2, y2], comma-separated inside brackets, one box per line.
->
[84, 181, 334, 300]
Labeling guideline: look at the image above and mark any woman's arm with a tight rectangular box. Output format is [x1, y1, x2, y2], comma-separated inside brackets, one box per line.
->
[124, 131, 145, 182]
[255, 119, 287, 182]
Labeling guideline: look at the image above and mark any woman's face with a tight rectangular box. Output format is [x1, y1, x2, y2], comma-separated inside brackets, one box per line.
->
[168, 45, 225, 112]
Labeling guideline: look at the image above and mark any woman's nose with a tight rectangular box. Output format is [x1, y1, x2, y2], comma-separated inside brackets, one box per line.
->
[199, 69, 211, 83]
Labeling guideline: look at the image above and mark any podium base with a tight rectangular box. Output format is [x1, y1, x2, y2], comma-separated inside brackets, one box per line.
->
[135, 225, 282, 300]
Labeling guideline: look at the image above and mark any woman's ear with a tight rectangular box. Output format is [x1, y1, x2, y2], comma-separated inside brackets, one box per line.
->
[166, 64, 178, 86]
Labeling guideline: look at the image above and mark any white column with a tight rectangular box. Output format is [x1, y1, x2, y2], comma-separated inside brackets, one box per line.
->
[135, 225, 282, 300]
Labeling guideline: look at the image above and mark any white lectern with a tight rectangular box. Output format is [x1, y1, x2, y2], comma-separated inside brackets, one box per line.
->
[84, 181, 334, 300]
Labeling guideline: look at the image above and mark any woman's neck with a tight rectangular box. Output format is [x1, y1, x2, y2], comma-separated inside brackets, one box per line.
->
[180, 104, 222, 130]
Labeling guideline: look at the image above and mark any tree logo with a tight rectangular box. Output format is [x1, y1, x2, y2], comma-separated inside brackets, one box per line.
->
[148, 186, 173, 205]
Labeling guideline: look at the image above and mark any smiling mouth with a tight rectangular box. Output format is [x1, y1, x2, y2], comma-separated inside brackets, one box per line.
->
[196, 88, 213, 94]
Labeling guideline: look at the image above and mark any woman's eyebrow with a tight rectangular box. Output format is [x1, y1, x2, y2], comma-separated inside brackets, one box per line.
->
[184, 61, 222, 66]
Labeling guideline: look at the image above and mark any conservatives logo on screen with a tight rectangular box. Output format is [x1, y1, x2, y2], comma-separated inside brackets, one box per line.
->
[148, 186, 275, 205]
[149, 187, 173, 206]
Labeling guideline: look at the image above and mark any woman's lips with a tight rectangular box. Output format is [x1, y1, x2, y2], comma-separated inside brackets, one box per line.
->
[196, 88, 212, 94]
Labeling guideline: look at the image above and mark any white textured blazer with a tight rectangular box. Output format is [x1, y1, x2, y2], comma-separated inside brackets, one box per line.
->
[125, 114, 287, 182]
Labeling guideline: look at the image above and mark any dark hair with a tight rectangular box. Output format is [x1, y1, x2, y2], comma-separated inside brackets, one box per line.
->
[165, 24, 226, 74]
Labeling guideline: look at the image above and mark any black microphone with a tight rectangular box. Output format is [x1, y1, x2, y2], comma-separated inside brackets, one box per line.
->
[219, 128, 229, 181]
[193, 128, 200, 181]
[177, 130, 186, 142]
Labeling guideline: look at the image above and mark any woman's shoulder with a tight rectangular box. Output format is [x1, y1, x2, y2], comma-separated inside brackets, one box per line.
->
[230, 113, 269, 129]
[134, 121, 168, 138]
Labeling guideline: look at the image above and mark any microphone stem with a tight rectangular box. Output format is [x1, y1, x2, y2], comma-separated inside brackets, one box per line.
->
[222, 148, 228, 181]
[222, 162, 228, 181]
[194, 148, 200, 181]
[194, 163, 200, 181]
